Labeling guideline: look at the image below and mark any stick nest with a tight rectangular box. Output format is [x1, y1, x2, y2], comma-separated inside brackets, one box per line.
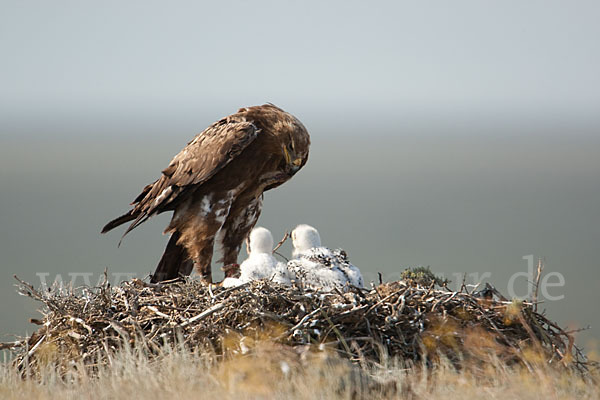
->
[3, 274, 595, 378]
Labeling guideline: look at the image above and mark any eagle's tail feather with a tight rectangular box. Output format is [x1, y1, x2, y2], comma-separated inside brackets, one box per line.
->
[117, 213, 151, 245]
[150, 232, 194, 283]
[101, 211, 137, 234]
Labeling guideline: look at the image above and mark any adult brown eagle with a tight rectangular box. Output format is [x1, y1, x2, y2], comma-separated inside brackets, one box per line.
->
[101, 104, 310, 283]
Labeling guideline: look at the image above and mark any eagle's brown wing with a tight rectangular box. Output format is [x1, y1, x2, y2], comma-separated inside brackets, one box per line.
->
[101, 116, 259, 239]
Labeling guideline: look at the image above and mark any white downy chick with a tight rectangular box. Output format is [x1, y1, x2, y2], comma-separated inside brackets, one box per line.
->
[291, 224, 322, 258]
[239, 227, 290, 285]
[288, 225, 364, 291]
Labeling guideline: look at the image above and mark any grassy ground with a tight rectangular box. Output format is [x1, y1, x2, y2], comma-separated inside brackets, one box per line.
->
[1, 342, 598, 400]
[3, 277, 598, 399]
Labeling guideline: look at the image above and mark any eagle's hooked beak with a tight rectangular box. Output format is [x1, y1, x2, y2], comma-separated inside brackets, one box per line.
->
[290, 158, 303, 175]
[283, 146, 303, 174]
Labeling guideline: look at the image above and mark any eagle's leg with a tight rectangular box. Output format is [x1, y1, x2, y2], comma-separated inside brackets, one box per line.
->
[219, 194, 263, 266]
[166, 192, 236, 283]
[176, 218, 224, 284]
[175, 229, 218, 283]
[190, 239, 215, 282]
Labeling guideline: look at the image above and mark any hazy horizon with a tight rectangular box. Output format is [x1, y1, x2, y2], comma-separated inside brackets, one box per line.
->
[2, 122, 599, 347]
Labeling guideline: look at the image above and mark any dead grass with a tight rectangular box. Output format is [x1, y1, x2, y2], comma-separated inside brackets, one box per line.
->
[1, 341, 598, 400]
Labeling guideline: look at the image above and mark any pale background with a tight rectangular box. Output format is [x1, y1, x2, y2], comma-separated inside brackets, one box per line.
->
[1, 1, 599, 348]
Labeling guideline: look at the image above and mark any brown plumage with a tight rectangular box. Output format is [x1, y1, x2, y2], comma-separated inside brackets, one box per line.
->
[101, 104, 310, 283]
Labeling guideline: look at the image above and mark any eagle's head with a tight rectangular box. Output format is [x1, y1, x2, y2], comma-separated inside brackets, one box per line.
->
[280, 115, 310, 177]
[291, 224, 321, 257]
[238, 104, 310, 190]
[256, 104, 310, 176]
[247, 226, 274, 255]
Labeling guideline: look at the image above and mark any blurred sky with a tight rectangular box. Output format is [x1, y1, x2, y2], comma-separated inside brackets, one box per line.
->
[2, 0, 600, 126]
[1, 1, 599, 347]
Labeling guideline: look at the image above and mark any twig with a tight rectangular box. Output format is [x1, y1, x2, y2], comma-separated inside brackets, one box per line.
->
[272, 231, 290, 254]
[533, 258, 544, 312]
[178, 302, 226, 329]
[287, 307, 322, 334]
